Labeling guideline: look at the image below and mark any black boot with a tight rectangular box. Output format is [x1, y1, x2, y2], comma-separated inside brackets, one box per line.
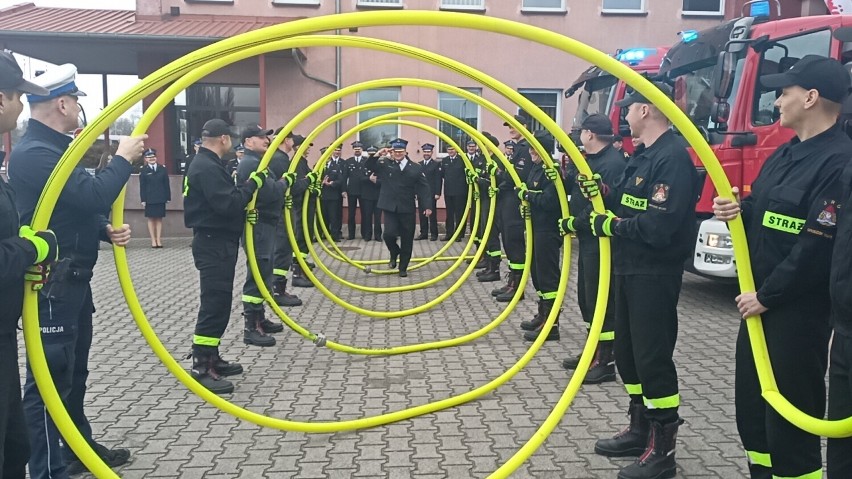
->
[477, 257, 501, 282]
[291, 265, 314, 288]
[520, 300, 545, 331]
[562, 353, 582, 370]
[617, 418, 683, 479]
[273, 278, 302, 307]
[496, 271, 525, 302]
[523, 301, 559, 341]
[213, 349, 244, 377]
[243, 311, 276, 347]
[190, 348, 234, 395]
[473, 254, 487, 269]
[584, 341, 617, 384]
[260, 316, 284, 334]
[595, 402, 650, 457]
[491, 272, 512, 297]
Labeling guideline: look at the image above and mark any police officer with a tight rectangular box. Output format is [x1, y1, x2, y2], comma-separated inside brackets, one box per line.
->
[183, 118, 268, 395]
[361, 146, 383, 241]
[268, 129, 303, 306]
[227, 144, 244, 178]
[713, 56, 852, 479]
[344, 141, 368, 240]
[321, 146, 346, 241]
[0, 49, 55, 479]
[491, 114, 533, 303]
[9, 63, 144, 478]
[584, 83, 698, 479]
[558, 114, 626, 384]
[417, 143, 442, 241]
[441, 145, 467, 242]
[139, 148, 171, 249]
[367, 139, 433, 277]
[289, 135, 318, 287]
[465, 139, 483, 237]
[474, 133, 502, 283]
[514, 131, 562, 342]
[236, 125, 297, 347]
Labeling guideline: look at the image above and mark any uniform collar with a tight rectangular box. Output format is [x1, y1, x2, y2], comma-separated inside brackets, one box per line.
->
[198, 146, 226, 166]
[585, 144, 614, 160]
[26, 118, 73, 150]
[789, 123, 843, 163]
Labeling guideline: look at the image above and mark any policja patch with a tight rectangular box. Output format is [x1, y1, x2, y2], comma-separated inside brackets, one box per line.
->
[651, 183, 669, 203]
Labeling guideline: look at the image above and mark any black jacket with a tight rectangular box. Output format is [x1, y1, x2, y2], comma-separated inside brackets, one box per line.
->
[345, 155, 370, 196]
[367, 156, 432, 214]
[831, 157, 852, 336]
[526, 162, 562, 233]
[183, 146, 258, 239]
[360, 155, 381, 201]
[739, 124, 851, 315]
[608, 131, 699, 275]
[442, 154, 468, 197]
[421, 158, 443, 198]
[566, 144, 627, 244]
[321, 157, 346, 201]
[9, 119, 132, 272]
[139, 163, 171, 205]
[0, 152, 40, 334]
[236, 150, 287, 225]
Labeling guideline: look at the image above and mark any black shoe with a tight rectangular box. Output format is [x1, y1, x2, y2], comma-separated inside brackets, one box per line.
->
[399, 270, 408, 277]
[441, 236, 452, 241]
[213, 355, 244, 376]
[430, 236, 438, 241]
[364, 236, 372, 241]
[477, 269, 501, 282]
[595, 403, 650, 457]
[584, 342, 617, 384]
[520, 316, 544, 331]
[292, 276, 314, 288]
[191, 356, 234, 395]
[523, 324, 559, 341]
[617, 419, 683, 479]
[374, 237, 382, 242]
[415, 235, 428, 240]
[562, 354, 582, 370]
[389, 255, 398, 269]
[66, 442, 131, 476]
[274, 292, 303, 307]
[348, 236, 356, 240]
[244, 328, 276, 347]
[260, 317, 284, 333]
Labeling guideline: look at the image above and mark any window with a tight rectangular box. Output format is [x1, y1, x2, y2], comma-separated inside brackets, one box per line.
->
[437, 88, 481, 152]
[522, 0, 565, 11]
[272, 0, 320, 4]
[441, 0, 484, 9]
[518, 89, 562, 153]
[682, 0, 724, 15]
[357, 0, 403, 7]
[174, 84, 259, 156]
[752, 29, 832, 126]
[358, 88, 400, 148]
[602, 0, 645, 13]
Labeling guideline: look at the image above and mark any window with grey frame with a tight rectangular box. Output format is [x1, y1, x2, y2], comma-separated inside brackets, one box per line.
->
[357, 0, 403, 6]
[174, 84, 259, 158]
[437, 89, 481, 152]
[440, 0, 484, 9]
[682, 0, 724, 14]
[518, 89, 561, 154]
[522, 0, 564, 10]
[602, 0, 645, 12]
[358, 88, 400, 148]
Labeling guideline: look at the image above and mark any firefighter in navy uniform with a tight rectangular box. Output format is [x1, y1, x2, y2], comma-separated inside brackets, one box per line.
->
[183, 119, 268, 395]
[492, 114, 533, 303]
[713, 56, 852, 479]
[0, 50, 54, 479]
[584, 83, 698, 479]
[367, 139, 433, 277]
[513, 131, 562, 342]
[236, 125, 298, 347]
[321, 146, 346, 242]
[288, 135, 318, 288]
[417, 143, 442, 241]
[474, 132, 503, 283]
[362, 146, 383, 241]
[558, 114, 626, 384]
[344, 141, 368, 240]
[441, 145, 467, 242]
[268, 129, 303, 307]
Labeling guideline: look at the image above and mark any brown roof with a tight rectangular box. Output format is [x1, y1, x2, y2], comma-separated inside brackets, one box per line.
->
[0, 3, 292, 40]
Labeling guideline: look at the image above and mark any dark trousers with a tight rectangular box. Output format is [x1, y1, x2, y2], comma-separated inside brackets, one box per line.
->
[273, 212, 294, 282]
[613, 274, 681, 422]
[320, 198, 342, 239]
[530, 230, 561, 296]
[23, 280, 95, 479]
[419, 197, 438, 238]
[361, 199, 381, 240]
[0, 333, 29, 479]
[242, 221, 275, 312]
[736, 306, 829, 478]
[444, 194, 466, 238]
[347, 195, 363, 239]
[473, 194, 491, 245]
[383, 209, 416, 272]
[497, 194, 525, 271]
[192, 232, 240, 352]
[577, 237, 615, 340]
[829, 331, 852, 478]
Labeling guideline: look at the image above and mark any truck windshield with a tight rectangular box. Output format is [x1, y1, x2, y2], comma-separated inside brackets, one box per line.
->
[573, 75, 618, 127]
[669, 56, 744, 132]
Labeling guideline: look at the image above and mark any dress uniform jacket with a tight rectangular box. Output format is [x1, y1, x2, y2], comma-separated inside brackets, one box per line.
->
[421, 158, 442, 198]
[321, 157, 346, 201]
[345, 155, 371, 196]
[139, 163, 171, 205]
[367, 156, 432, 213]
[442, 154, 467, 197]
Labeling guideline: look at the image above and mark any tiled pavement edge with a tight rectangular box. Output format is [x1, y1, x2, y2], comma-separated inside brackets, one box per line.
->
[19, 236, 748, 478]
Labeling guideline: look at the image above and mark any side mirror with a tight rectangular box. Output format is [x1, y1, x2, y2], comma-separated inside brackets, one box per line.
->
[712, 51, 736, 99]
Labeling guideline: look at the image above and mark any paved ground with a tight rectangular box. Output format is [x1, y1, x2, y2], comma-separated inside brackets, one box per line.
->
[19, 235, 750, 478]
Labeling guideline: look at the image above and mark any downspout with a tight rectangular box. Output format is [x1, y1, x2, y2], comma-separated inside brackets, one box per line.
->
[290, 0, 342, 138]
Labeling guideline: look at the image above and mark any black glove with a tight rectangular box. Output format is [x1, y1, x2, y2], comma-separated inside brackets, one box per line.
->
[20, 226, 58, 264]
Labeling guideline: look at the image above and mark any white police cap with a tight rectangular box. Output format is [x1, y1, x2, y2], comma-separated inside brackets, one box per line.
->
[27, 63, 87, 103]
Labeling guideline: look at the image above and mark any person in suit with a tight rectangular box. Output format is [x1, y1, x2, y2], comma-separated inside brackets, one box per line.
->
[465, 140, 483, 237]
[361, 146, 382, 241]
[139, 148, 171, 248]
[441, 145, 467, 242]
[345, 141, 369, 240]
[417, 143, 442, 241]
[367, 139, 433, 277]
[226, 144, 244, 178]
[320, 146, 346, 241]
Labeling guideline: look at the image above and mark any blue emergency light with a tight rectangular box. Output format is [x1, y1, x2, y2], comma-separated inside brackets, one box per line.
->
[616, 48, 658, 65]
[749, 0, 770, 18]
[680, 30, 699, 43]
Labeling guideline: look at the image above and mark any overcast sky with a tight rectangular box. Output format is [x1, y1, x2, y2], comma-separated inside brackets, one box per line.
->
[1, 0, 141, 122]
